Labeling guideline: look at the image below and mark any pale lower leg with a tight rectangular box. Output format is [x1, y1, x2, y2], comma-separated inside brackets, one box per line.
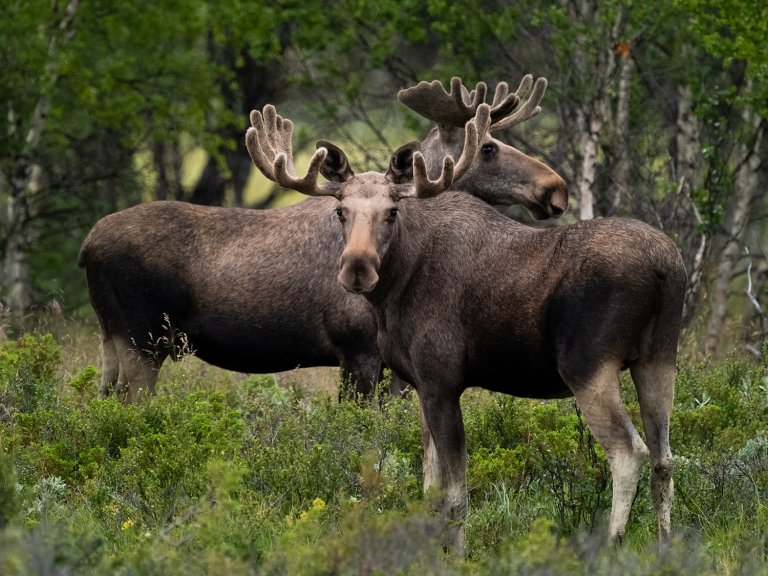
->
[115, 338, 161, 403]
[570, 363, 649, 543]
[99, 338, 120, 398]
[632, 362, 676, 540]
[421, 422, 440, 493]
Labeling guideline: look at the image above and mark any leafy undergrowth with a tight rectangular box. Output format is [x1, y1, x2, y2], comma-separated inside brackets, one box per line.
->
[0, 331, 766, 574]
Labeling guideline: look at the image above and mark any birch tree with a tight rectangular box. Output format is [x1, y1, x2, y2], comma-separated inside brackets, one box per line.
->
[675, 0, 768, 353]
[1, 0, 79, 323]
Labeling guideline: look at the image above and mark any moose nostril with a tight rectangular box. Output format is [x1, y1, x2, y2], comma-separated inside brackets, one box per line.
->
[541, 180, 569, 217]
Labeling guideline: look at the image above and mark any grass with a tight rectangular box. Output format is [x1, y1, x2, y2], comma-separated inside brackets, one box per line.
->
[0, 320, 766, 574]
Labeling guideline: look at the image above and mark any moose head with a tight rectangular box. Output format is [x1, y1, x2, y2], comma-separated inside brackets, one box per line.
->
[245, 102, 490, 294]
[398, 75, 568, 219]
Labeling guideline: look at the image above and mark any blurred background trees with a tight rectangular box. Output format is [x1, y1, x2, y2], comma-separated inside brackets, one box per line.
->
[1, 0, 766, 357]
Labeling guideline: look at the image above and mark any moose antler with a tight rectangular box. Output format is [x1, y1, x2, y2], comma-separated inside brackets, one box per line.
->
[489, 75, 548, 133]
[245, 104, 336, 196]
[398, 77, 491, 127]
[412, 103, 490, 198]
[453, 102, 490, 181]
[399, 75, 547, 132]
[398, 76, 520, 128]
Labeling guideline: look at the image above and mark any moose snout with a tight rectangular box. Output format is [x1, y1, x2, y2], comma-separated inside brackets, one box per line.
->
[540, 175, 569, 218]
[338, 251, 381, 293]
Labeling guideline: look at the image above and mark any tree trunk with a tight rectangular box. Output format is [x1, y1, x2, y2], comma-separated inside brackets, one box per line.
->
[2, 0, 79, 324]
[576, 109, 600, 221]
[608, 45, 632, 215]
[671, 84, 706, 326]
[186, 42, 281, 207]
[566, 0, 624, 221]
[5, 161, 35, 318]
[703, 109, 764, 354]
[190, 156, 227, 206]
[153, 140, 169, 201]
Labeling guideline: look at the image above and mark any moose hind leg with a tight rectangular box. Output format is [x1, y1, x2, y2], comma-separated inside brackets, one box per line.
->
[631, 361, 676, 541]
[99, 337, 120, 398]
[568, 363, 649, 543]
[420, 403, 441, 493]
[114, 337, 163, 403]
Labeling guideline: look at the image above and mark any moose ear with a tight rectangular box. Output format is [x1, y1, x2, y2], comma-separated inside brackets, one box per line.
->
[386, 141, 421, 183]
[316, 141, 353, 182]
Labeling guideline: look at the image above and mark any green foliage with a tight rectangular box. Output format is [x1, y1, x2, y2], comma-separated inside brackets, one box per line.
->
[0, 333, 61, 414]
[240, 378, 423, 513]
[0, 450, 20, 528]
[676, 0, 768, 109]
[464, 393, 610, 542]
[67, 364, 98, 399]
[260, 495, 446, 575]
[0, 332, 767, 573]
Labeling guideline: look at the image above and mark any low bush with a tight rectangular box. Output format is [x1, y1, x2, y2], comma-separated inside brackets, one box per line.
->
[0, 330, 766, 574]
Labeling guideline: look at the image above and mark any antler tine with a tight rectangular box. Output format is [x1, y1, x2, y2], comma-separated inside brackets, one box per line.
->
[457, 77, 487, 115]
[412, 152, 455, 199]
[490, 76, 548, 133]
[245, 104, 333, 197]
[488, 80, 520, 122]
[491, 81, 509, 107]
[453, 103, 490, 183]
[398, 77, 487, 127]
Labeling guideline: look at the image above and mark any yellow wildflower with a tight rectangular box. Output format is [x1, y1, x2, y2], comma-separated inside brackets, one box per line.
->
[311, 497, 326, 510]
[121, 519, 135, 531]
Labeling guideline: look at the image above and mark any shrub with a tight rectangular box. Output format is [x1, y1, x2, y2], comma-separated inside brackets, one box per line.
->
[1, 330, 767, 573]
[240, 377, 422, 515]
[0, 333, 61, 414]
[464, 391, 610, 544]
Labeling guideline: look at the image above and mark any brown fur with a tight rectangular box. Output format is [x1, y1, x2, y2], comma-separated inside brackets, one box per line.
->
[247, 102, 685, 548]
[78, 199, 379, 401]
[303, 152, 685, 550]
[80, 93, 566, 401]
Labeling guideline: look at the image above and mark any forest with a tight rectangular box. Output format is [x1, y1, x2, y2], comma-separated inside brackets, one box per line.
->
[1, 0, 768, 573]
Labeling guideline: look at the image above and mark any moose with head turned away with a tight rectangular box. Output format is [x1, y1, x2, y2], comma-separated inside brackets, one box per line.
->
[79, 76, 568, 403]
[245, 102, 686, 552]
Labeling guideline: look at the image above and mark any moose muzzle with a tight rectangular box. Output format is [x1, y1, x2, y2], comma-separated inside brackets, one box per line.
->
[338, 249, 380, 293]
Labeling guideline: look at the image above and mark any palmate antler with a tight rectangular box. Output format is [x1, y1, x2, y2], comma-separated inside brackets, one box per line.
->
[398, 74, 547, 132]
[397, 77, 490, 126]
[488, 75, 547, 133]
[245, 104, 336, 196]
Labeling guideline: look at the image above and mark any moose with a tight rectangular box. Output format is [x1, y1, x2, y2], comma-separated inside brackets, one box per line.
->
[245, 103, 687, 550]
[79, 76, 568, 402]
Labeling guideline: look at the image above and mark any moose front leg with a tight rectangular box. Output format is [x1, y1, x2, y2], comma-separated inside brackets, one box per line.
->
[417, 387, 468, 555]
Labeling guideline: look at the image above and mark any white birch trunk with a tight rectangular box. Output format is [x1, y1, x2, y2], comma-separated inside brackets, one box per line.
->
[609, 50, 632, 214]
[577, 109, 600, 221]
[3, 0, 79, 321]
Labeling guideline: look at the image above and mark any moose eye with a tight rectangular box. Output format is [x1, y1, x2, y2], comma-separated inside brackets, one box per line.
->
[387, 207, 398, 222]
[335, 207, 345, 222]
[481, 143, 496, 156]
